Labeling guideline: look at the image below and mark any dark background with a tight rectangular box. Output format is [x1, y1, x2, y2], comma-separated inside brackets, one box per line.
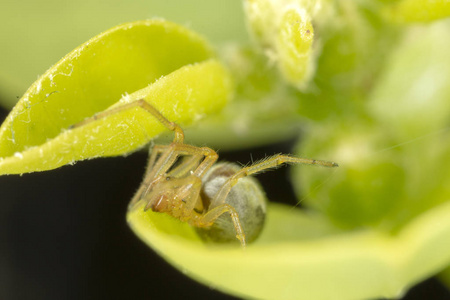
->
[0, 107, 449, 300]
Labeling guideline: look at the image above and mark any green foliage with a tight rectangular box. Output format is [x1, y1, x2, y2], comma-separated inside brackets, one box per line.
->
[1, 1, 450, 300]
[295, 18, 450, 231]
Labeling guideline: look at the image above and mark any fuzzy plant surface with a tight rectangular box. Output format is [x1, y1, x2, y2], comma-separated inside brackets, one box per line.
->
[1, 1, 450, 300]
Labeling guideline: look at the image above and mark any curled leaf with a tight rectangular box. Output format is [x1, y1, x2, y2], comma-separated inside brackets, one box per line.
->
[0, 20, 232, 175]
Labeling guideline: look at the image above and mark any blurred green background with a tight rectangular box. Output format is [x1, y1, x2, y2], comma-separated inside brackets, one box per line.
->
[0, 0, 246, 109]
[1, 0, 450, 299]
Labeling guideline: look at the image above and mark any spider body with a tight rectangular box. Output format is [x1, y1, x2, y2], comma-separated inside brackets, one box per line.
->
[75, 99, 338, 247]
[137, 161, 267, 244]
[197, 163, 267, 244]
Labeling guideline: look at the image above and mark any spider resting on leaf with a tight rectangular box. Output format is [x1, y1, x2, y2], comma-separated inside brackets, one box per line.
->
[74, 99, 338, 247]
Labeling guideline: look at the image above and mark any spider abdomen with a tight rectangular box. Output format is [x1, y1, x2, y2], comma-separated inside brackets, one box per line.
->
[196, 163, 267, 244]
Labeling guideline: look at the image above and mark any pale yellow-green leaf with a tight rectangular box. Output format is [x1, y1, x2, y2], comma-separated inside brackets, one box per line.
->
[0, 20, 232, 175]
[128, 200, 450, 300]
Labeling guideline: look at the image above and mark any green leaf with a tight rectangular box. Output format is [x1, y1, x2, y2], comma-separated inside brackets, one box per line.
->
[0, 20, 232, 175]
[127, 200, 450, 300]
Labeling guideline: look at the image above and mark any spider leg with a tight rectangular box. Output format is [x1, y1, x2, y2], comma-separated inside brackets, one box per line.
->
[130, 144, 218, 207]
[167, 154, 203, 177]
[140, 143, 216, 189]
[143, 175, 203, 216]
[147, 145, 169, 171]
[187, 146, 218, 177]
[146, 143, 218, 179]
[140, 154, 205, 212]
[71, 99, 185, 143]
[129, 145, 168, 207]
[138, 151, 206, 204]
[71, 98, 196, 207]
[211, 154, 338, 208]
[194, 204, 246, 247]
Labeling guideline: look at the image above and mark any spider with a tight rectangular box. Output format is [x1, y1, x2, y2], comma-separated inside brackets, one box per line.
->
[74, 99, 338, 247]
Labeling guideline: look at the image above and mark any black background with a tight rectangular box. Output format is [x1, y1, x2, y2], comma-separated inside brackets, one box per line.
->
[0, 107, 449, 300]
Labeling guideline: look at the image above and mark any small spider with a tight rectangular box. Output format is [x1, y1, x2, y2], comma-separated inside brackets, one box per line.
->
[75, 99, 338, 247]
